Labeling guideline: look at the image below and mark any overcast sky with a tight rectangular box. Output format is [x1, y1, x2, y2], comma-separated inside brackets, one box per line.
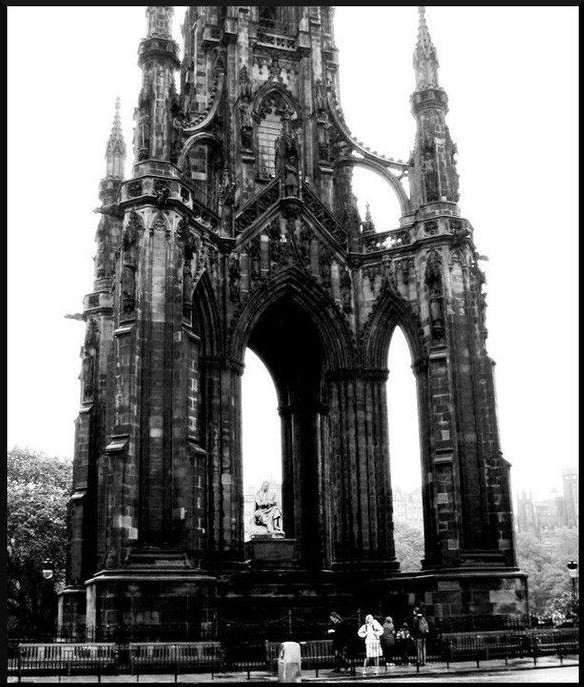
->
[7, 7, 578, 503]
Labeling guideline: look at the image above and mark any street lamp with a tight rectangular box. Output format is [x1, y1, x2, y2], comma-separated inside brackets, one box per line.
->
[41, 559, 54, 580]
[41, 560, 56, 639]
[567, 560, 578, 618]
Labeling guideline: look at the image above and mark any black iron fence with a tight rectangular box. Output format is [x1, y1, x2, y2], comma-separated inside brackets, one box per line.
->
[6, 626, 579, 681]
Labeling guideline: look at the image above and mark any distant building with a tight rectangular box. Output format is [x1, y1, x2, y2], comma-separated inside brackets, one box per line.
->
[393, 486, 424, 532]
[515, 468, 578, 535]
[563, 468, 578, 528]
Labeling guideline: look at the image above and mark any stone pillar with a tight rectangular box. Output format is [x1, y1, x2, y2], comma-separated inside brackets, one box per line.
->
[200, 357, 244, 563]
[328, 369, 398, 573]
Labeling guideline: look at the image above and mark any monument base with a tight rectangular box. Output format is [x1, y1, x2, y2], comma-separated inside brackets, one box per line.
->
[245, 536, 296, 569]
[58, 550, 220, 642]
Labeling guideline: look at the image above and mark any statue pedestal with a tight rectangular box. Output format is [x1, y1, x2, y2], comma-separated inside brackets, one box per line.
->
[245, 536, 297, 569]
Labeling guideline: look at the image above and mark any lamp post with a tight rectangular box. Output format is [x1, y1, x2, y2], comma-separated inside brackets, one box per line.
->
[567, 560, 578, 619]
[41, 559, 56, 638]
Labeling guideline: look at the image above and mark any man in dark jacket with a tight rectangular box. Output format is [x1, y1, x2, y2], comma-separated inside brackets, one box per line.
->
[328, 612, 351, 672]
[412, 610, 429, 665]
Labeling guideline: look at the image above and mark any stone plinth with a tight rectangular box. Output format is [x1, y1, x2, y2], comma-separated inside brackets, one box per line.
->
[245, 536, 296, 568]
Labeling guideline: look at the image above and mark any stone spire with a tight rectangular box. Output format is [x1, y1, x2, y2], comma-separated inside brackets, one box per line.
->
[410, 6, 459, 207]
[362, 202, 376, 235]
[146, 6, 173, 38]
[105, 97, 126, 180]
[413, 6, 439, 90]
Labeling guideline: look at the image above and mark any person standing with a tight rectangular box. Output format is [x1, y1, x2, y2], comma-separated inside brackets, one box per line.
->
[396, 623, 412, 665]
[327, 612, 350, 672]
[357, 614, 384, 673]
[412, 610, 429, 665]
[380, 616, 395, 666]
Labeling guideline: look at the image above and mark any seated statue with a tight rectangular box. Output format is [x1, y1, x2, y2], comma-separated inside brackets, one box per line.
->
[253, 481, 284, 536]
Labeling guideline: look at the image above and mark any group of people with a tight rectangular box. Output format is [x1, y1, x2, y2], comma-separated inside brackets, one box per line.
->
[328, 607, 430, 673]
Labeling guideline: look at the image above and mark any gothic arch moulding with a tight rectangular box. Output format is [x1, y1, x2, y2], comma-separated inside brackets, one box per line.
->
[252, 82, 301, 121]
[192, 270, 224, 358]
[335, 155, 411, 217]
[362, 286, 425, 369]
[177, 132, 224, 175]
[228, 265, 357, 371]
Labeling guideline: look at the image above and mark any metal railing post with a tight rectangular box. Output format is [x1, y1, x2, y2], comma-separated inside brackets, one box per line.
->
[17, 649, 22, 684]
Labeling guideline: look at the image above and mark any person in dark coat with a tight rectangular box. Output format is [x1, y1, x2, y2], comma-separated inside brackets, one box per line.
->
[396, 623, 413, 665]
[412, 610, 429, 665]
[327, 612, 351, 672]
[380, 616, 395, 666]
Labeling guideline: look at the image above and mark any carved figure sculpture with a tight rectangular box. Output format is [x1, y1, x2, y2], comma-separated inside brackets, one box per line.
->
[135, 112, 151, 161]
[253, 481, 284, 535]
[82, 353, 95, 402]
[121, 263, 136, 316]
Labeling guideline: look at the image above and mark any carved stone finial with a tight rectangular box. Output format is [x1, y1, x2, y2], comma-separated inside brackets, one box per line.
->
[413, 5, 439, 89]
[105, 97, 126, 180]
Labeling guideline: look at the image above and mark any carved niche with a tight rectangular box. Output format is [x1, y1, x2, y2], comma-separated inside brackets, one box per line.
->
[425, 251, 445, 344]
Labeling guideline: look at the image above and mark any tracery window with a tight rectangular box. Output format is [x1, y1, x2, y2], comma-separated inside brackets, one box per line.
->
[258, 111, 283, 178]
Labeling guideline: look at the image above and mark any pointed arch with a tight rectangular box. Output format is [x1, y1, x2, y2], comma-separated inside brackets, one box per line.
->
[335, 155, 411, 216]
[192, 270, 224, 358]
[363, 286, 425, 369]
[229, 265, 357, 370]
[177, 132, 224, 174]
[149, 211, 169, 234]
[252, 82, 301, 121]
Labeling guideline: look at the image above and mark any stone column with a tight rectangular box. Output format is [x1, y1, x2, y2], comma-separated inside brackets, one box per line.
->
[327, 369, 398, 573]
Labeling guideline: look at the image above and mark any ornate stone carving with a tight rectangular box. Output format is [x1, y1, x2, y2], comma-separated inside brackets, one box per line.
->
[268, 219, 281, 268]
[248, 237, 262, 282]
[238, 67, 254, 151]
[424, 220, 439, 236]
[154, 180, 171, 208]
[82, 352, 95, 402]
[275, 109, 300, 197]
[426, 251, 445, 343]
[298, 220, 312, 265]
[340, 268, 353, 313]
[134, 111, 151, 161]
[319, 244, 332, 288]
[121, 263, 136, 316]
[128, 181, 142, 198]
[228, 255, 241, 303]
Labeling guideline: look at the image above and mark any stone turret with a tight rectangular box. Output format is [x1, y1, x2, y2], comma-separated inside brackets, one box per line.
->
[133, 5, 180, 168]
[409, 6, 460, 208]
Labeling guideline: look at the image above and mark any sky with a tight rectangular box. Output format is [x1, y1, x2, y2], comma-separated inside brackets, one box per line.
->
[7, 7, 578, 504]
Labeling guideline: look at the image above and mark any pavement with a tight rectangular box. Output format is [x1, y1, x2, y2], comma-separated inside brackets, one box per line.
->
[6, 656, 579, 683]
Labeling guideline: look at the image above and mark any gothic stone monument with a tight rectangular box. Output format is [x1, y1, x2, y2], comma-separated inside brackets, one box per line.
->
[59, 6, 527, 640]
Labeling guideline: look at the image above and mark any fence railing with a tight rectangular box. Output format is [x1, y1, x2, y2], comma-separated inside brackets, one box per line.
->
[6, 628, 579, 680]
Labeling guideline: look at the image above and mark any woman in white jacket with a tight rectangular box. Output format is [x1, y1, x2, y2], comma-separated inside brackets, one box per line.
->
[357, 614, 384, 672]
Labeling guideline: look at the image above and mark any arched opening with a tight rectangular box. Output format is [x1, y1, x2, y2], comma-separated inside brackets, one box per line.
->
[186, 142, 222, 210]
[352, 165, 404, 230]
[242, 293, 326, 568]
[241, 348, 281, 541]
[387, 326, 424, 571]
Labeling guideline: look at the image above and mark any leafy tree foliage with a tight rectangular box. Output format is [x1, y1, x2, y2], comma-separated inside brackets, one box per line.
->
[515, 528, 579, 617]
[7, 447, 72, 638]
[394, 522, 424, 572]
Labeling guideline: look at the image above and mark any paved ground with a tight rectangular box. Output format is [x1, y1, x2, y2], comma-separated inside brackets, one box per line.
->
[316, 667, 578, 683]
[7, 657, 579, 683]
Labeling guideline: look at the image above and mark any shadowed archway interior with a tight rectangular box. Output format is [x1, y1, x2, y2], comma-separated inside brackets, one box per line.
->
[247, 295, 325, 570]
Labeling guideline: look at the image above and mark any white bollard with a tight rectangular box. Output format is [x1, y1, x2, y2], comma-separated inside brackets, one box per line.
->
[277, 641, 302, 683]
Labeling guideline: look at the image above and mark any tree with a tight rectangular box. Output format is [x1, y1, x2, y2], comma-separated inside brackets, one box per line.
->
[7, 447, 72, 638]
[515, 528, 579, 618]
[394, 522, 424, 572]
